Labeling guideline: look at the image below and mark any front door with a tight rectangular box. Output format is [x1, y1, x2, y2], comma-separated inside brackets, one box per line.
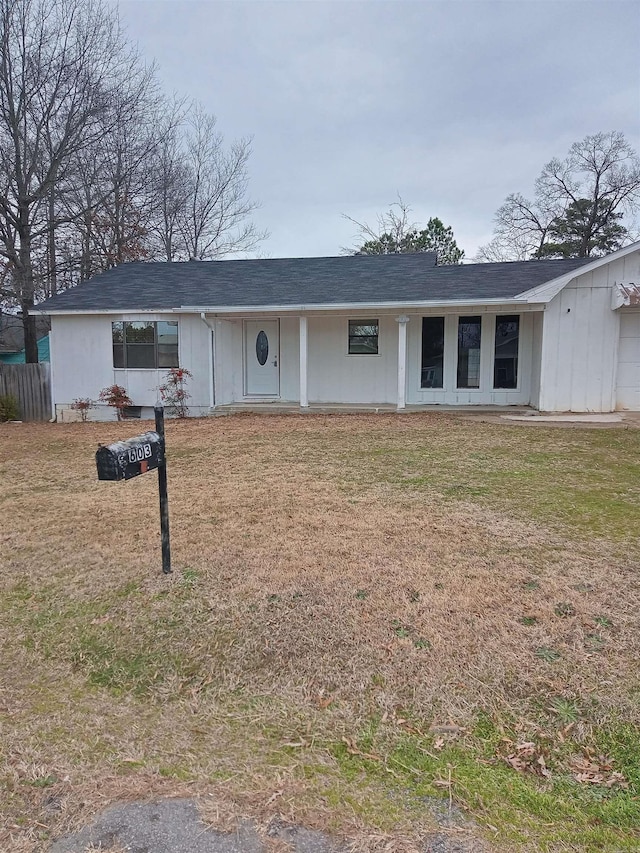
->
[244, 319, 280, 396]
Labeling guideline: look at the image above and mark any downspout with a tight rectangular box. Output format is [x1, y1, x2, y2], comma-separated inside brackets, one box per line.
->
[199, 313, 216, 410]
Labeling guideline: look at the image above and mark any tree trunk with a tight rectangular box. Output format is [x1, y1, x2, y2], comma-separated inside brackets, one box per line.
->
[18, 205, 38, 363]
[21, 300, 38, 363]
[48, 186, 57, 296]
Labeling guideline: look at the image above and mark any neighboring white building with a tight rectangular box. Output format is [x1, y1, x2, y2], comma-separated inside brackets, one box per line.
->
[37, 244, 640, 420]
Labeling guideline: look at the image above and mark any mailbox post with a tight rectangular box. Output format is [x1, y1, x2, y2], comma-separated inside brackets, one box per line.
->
[155, 405, 171, 574]
[96, 405, 172, 574]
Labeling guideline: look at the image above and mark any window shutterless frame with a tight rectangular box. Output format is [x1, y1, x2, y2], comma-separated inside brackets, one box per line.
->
[456, 315, 482, 389]
[493, 314, 520, 389]
[112, 321, 179, 369]
[421, 317, 445, 388]
[348, 319, 379, 354]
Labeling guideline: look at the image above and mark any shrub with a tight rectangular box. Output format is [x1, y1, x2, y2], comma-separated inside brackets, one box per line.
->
[98, 385, 132, 421]
[70, 398, 95, 422]
[159, 368, 192, 418]
[0, 393, 20, 422]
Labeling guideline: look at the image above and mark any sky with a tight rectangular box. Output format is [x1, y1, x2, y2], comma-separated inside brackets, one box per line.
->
[117, 0, 640, 260]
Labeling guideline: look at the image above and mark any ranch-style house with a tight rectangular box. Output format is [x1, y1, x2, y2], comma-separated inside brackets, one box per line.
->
[37, 242, 640, 419]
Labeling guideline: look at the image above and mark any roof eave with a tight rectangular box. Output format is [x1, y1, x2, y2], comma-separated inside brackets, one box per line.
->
[178, 296, 536, 314]
[40, 296, 546, 316]
[516, 240, 640, 302]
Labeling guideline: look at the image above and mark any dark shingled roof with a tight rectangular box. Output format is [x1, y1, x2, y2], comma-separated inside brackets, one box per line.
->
[37, 254, 593, 312]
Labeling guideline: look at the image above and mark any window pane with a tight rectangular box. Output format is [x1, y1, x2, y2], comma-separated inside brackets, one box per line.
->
[457, 316, 481, 388]
[349, 322, 378, 337]
[494, 314, 519, 389]
[113, 344, 125, 368]
[158, 344, 179, 367]
[112, 321, 124, 343]
[349, 319, 379, 354]
[112, 322, 125, 367]
[126, 344, 156, 368]
[421, 317, 444, 388]
[349, 336, 378, 354]
[125, 321, 155, 343]
[157, 321, 178, 345]
[158, 320, 179, 367]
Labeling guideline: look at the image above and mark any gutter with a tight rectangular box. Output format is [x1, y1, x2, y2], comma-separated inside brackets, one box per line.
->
[179, 297, 538, 315]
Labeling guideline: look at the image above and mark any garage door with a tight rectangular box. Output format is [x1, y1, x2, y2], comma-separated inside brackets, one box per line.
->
[616, 313, 640, 410]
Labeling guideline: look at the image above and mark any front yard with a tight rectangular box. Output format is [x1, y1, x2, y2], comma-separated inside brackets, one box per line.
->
[1, 413, 639, 851]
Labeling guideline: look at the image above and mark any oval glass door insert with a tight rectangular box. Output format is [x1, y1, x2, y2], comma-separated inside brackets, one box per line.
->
[256, 330, 269, 365]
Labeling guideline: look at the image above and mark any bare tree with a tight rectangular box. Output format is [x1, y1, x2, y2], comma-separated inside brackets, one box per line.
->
[69, 82, 164, 274]
[474, 193, 554, 262]
[0, 0, 152, 361]
[476, 132, 640, 262]
[343, 196, 464, 263]
[145, 101, 191, 262]
[342, 196, 416, 254]
[177, 107, 267, 260]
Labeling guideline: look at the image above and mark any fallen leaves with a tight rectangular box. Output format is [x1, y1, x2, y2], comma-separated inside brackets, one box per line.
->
[501, 740, 629, 790]
[503, 741, 551, 779]
[569, 752, 629, 789]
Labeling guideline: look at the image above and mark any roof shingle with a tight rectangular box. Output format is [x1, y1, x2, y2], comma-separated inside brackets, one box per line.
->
[36, 254, 593, 312]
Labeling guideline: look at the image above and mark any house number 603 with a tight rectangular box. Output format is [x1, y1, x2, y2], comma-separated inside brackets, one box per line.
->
[128, 444, 152, 463]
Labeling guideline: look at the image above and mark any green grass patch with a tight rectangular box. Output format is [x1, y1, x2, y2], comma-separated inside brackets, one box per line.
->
[331, 425, 640, 538]
[327, 716, 640, 851]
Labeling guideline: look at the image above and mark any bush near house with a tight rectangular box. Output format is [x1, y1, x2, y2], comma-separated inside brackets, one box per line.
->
[159, 367, 192, 418]
[98, 385, 132, 421]
[0, 393, 19, 421]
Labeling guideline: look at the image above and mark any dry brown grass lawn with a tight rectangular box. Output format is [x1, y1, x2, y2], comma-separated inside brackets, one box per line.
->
[1, 413, 639, 852]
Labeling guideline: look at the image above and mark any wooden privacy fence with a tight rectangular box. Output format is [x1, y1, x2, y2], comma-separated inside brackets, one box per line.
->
[0, 362, 51, 421]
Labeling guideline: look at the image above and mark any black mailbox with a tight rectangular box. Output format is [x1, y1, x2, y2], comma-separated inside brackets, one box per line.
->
[96, 431, 165, 481]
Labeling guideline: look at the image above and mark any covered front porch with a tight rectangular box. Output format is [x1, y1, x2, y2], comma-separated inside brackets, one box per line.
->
[199, 304, 544, 412]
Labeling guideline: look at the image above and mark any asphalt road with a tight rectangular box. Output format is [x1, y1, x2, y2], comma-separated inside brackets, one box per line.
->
[47, 797, 489, 853]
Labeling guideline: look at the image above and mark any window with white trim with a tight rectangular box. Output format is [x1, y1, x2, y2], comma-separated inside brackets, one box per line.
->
[348, 319, 379, 354]
[493, 315, 520, 389]
[457, 316, 482, 389]
[421, 317, 445, 388]
[112, 321, 179, 369]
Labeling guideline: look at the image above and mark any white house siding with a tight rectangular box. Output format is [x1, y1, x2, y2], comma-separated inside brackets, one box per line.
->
[307, 315, 398, 404]
[213, 318, 241, 405]
[51, 315, 115, 414]
[51, 312, 212, 420]
[616, 311, 640, 410]
[529, 312, 544, 410]
[405, 310, 536, 406]
[537, 254, 640, 411]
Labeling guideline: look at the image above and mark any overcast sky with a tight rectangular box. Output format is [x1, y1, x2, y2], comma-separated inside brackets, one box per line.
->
[118, 0, 640, 260]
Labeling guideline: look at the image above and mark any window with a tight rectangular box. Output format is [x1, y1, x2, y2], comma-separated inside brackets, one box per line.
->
[494, 314, 520, 389]
[112, 321, 179, 369]
[421, 317, 445, 388]
[349, 319, 379, 354]
[457, 316, 481, 388]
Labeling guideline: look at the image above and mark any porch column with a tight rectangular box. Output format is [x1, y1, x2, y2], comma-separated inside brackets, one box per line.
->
[299, 315, 308, 408]
[199, 313, 216, 409]
[396, 315, 410, 410]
